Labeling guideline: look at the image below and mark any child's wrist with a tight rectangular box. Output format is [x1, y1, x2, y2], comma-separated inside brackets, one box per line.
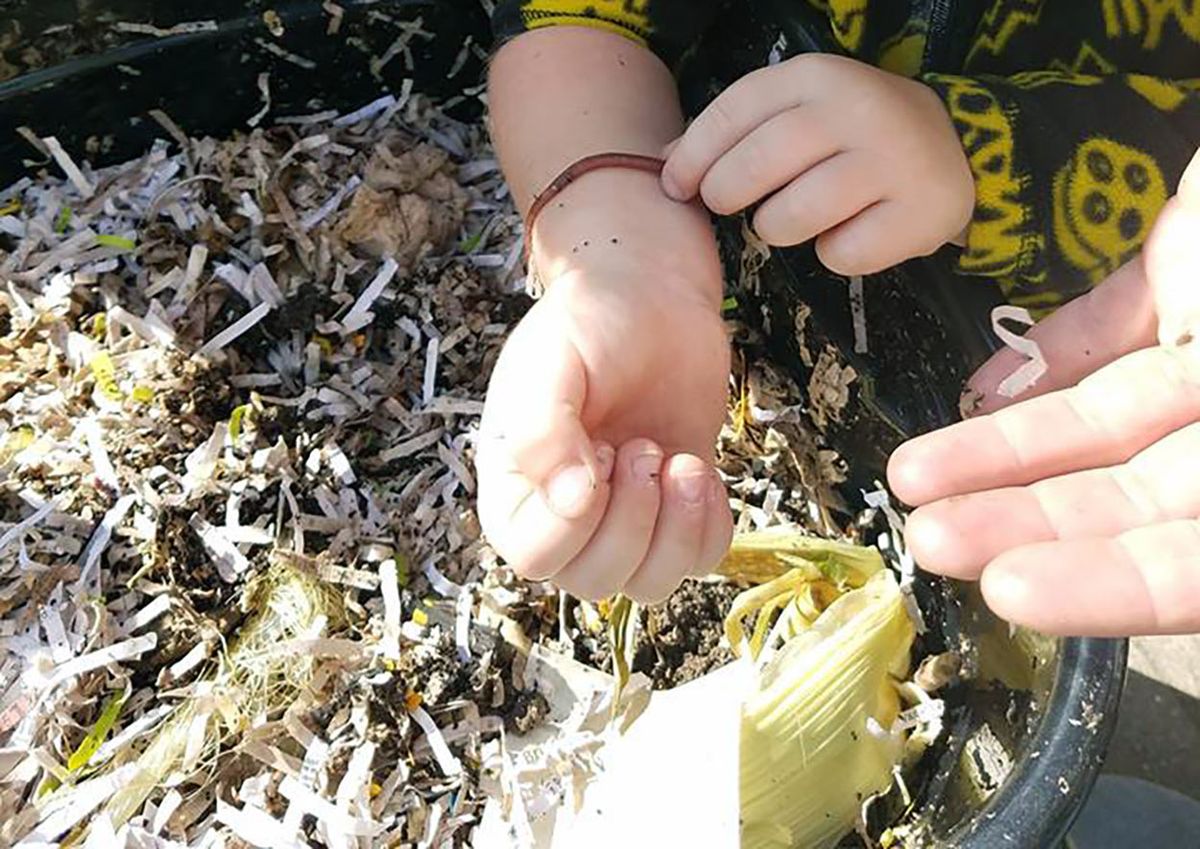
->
[531, 168, 723, 300]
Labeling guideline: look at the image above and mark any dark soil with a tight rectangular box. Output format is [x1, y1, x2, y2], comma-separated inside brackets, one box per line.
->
[575, 580, 741, 690]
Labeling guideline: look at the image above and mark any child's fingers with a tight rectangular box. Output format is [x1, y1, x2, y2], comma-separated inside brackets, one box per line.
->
[751, 152, 877, 247]
[814, 200, 942, 276]
[964, 256, 1155, 416]
[692, 479, 733, 577]
[554, 440, 664, 601]
[623, 454, 712, 604]
[476, 439, 613, 581]
[981, 518, 1200, 636]
[697, 105, 840, 215]
[887, 343, 1200, 506]
[662, 63, 809, 201]
[906, 420, 1200, 579]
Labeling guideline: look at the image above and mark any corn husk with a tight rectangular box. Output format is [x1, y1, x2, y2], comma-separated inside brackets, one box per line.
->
[543, 535, 916, 849]
[741, 569, 913, 849]
[100, 562, 342, 830]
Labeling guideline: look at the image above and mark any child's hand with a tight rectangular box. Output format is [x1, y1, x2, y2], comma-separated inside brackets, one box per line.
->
[662, 54, 975, 275]
[475, 171, 733, 604]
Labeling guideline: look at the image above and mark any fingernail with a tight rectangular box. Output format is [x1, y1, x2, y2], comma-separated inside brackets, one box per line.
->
[959, 387, 984, 420]
[660, 170, 686, 202]
[678, 471, 709, 507]
[632, 450, 663, 484]
[545, 463, 594, 518]
[595, 444, 616, 482]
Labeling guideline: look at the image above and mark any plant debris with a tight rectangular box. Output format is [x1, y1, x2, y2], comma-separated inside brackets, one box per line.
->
[0, 87, 537, 847]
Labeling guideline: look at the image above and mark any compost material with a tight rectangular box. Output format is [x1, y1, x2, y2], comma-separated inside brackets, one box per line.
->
[0, 67, 925, 847]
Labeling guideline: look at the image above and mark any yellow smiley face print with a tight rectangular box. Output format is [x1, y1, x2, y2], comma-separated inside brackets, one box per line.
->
[1052, 138, 1168, 281]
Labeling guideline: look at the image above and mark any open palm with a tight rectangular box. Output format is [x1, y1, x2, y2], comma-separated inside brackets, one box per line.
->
[889, 153, 1200, 636]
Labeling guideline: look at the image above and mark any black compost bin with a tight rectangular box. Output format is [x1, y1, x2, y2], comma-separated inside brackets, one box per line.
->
[0, 2, 1127, 847]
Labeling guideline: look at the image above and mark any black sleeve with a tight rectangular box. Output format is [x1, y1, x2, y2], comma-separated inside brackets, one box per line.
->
[926, 71, 1200, 313]
[491, 0, 723, 68]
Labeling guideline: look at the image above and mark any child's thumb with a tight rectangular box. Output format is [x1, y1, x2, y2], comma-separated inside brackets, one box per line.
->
[475, 325, 616, 579]
[526, 407, 612, 520]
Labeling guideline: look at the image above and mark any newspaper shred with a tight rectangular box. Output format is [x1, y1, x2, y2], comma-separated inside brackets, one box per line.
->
[991, 305, 1048, 399]
[248, 72, 273, 129]
[112, 20, 218, 37]
[864, 488, 927, 635]
[0, 74, 533, 846]
[849, 275, 868, 354]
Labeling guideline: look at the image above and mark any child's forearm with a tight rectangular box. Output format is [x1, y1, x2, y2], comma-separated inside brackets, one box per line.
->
[488, 27, 684, 215]
[489, 27, 723, 303]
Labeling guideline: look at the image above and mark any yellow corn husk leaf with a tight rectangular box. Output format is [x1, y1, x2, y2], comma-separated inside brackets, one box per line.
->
[607, 594, 637, 718]
[717, 527, 884, 588]
[741, 569, 915, 849]
[0, 425, 36, 465]
[69, 690, 127, 774]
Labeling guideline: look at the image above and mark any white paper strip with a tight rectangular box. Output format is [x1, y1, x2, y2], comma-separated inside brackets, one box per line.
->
[152, 789, 183, 835]
[93, 705, 173, 764]
[126, 594, 171, 633]
[420, 396, 485, 417]
[108, 305, 176, 347]
[38, 588, 72, 666]
[341, 258, 398, 333]
[77, 494, 136, 595]
[82, 813, 119, 848]
[421, 557, 461, 598]
[189, 515, 250, 582]
[333, 95, 396, 127]
[41, 136, 95, 198]
[29, 634, 156, 697]
[196, 302, 273, 359]
[334, 742, 375, 821]
[16, 764, 138, 845]
[863, 488, 926, 635]
[83, 418, 119, 492]
[162, 640, 211, 685]
[326, 444, 356, 485]
[301, 175, 362, 231]
[991, 305, 1048, 399]
[278, 776, 384, 836]
[215, 799, 292, 848]
[379, 559, 402, 661]
[173, 244, 209, 307]
[422, 336, 439, 405]
[849, 275, 867, 354]
[455, 588, 472, 664]
[408, 705, 462, 777]
[0, 502, 57, 555]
